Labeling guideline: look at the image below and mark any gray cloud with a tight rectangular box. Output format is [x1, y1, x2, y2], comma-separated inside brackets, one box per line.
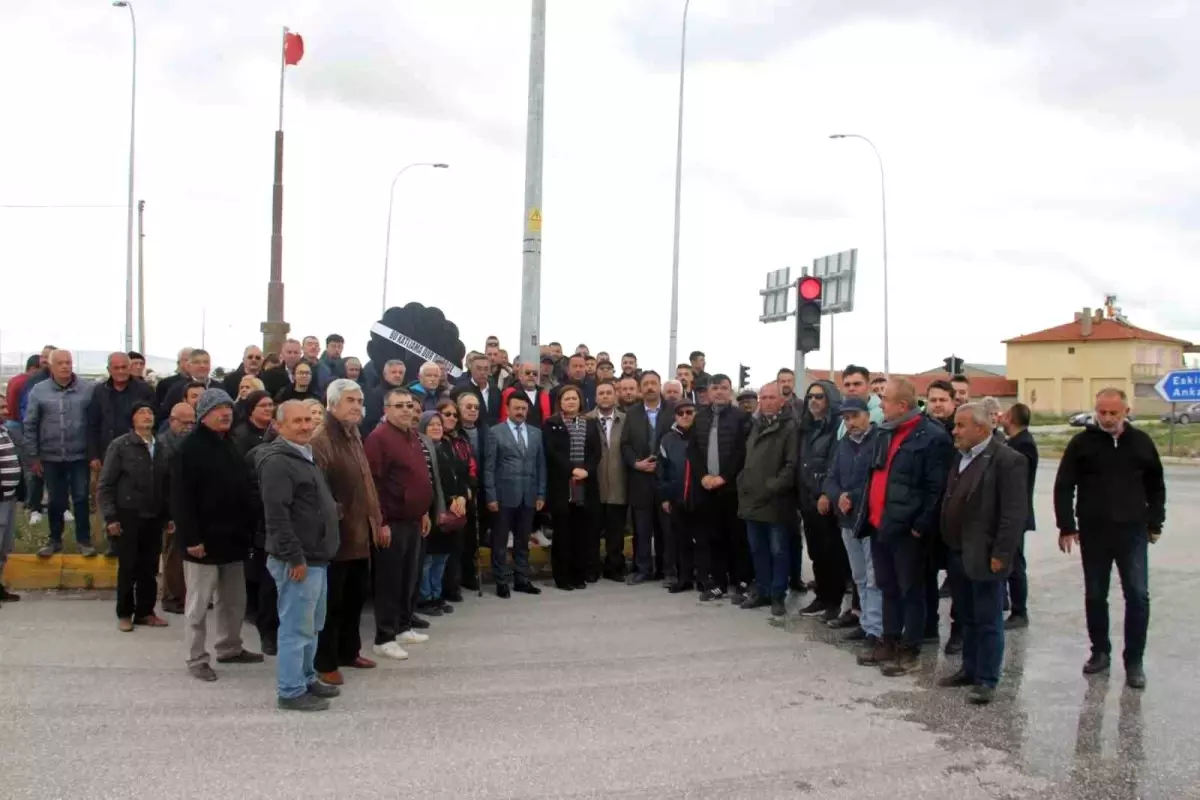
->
[619, 0, 1199, 136]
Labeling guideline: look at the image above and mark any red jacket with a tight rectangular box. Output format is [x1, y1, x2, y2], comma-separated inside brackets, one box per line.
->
[5, 372, 30, 421]
[868, 415, 921, 530]
[364, 420, 433, 527]
[498, 385, 551, 427]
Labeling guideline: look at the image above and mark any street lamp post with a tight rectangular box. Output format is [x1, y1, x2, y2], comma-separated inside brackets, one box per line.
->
[666, 0, 692, 371]
[113, 0, 137, 352]
[380, 162, 449, 315]
[830, 133, 890, 377]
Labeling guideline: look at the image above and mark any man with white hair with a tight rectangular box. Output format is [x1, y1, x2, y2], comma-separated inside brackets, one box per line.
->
[410, 361, 446, 412]
[155, 347, 194, 409]
[662, 380, 684, 404]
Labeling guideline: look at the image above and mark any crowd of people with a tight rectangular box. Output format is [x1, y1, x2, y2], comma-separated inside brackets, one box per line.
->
[0, 334, 1167, 711]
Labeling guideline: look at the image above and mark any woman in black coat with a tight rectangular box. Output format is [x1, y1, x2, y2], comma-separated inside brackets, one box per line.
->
[273, 361, 320, 404]
[542, 385, 601, 591]
[416, 411, 468, 615]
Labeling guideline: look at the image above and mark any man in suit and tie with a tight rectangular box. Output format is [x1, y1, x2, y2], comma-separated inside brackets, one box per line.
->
[484, 393, 547, 598]
[453, 354, 502, 426]
[936, 402, 1028, 705]
[620, 370, 675, 584]
[587, 380, 628, 581]
[1001, 402, 1038, 630]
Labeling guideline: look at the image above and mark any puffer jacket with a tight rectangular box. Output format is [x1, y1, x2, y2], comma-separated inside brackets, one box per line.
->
[657, 424, 698, 509]
[822, 425, 879, 537]
[797, 380, 843, 499]
[737, 406, 800, 524]
[23, 374, 94, 462]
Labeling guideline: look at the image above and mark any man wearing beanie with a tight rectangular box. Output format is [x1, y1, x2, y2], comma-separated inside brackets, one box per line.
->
[172, 388, 263, 681]
[97, 401, 170, 632]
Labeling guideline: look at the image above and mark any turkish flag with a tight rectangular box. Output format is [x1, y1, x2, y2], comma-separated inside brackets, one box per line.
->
[283, 31, 304, 66]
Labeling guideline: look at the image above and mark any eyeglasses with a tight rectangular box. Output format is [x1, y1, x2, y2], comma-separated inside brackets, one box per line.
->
[441, 411, 458, 418]
[388, 402, 415, 409]
[676, 409, 695, 417]
[809, 394, 826, 400]
[461, 404, 479, 411]
[246, 355, 263, 361]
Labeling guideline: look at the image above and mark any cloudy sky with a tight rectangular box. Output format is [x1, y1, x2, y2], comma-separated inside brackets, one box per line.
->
[2, 0, 1198, 380]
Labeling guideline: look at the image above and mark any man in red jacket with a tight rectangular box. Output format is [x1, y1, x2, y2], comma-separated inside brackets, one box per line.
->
[364, 387, 433, 661]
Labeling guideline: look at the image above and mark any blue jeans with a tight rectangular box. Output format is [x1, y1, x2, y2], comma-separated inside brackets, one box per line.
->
[842, 529, 882, 637]
[947, 551, 1006, 688]
[1080, 530, 1149, 666]
[421, 554, 450, 601]
[745, 521, 790, 600]
[872, 533, 927, 650]
[268, 557, 328, 700]
[41, 460, 90, 547]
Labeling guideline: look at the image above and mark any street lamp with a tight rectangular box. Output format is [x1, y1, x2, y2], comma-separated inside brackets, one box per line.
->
[666, 0, 691, 370]
[830, 133, 890, 378]
[381, 162, 449, 315]
[113, 0, 136, 351]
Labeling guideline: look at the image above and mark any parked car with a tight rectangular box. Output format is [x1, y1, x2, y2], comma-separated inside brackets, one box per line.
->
[1068, 411, 1137, 427]
[1161, 403, 1200, 424]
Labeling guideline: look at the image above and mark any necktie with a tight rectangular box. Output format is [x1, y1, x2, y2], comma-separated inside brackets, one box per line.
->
[600, 416, 610, 442]
[514, 424, 526, 453]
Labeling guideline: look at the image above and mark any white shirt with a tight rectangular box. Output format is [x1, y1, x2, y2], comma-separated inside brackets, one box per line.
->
[474, 380, 490, 410]
[958, 438, 990, 473]
[596, 411, 616, 447]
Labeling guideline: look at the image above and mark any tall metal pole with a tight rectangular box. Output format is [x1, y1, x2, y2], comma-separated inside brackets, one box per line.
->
[262, 27, 290, 356]
[830, 133, 890, 377]
[519, 0, 546, 369]
[381, 162, 449, 316]
[114, 1, 137, 352]
[667, 0, 691, 371]
[136, 199, 145, 354]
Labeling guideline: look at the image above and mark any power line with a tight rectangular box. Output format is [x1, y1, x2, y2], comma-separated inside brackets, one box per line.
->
[0, 204, 125, 209]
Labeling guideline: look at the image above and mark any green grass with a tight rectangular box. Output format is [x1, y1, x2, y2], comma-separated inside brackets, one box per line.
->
[11, 511, 108, 555]
[1034, 423, 1200, 458]
[1029, 411, 1073, 426]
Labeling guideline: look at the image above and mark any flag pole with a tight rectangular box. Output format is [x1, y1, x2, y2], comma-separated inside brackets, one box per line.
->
[262, 26, 290, 355]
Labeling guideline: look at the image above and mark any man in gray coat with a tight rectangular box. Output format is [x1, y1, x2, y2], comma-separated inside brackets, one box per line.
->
[936, 402, 1028, 706]
[24, 349, 95, 557]
[256, 399, 341, 712]
[484, 393, 546, 598]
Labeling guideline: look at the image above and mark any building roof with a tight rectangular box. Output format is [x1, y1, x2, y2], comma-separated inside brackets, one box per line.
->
[803, 370, 1018, 399]
[1003, 317, 1192, 346]
[965, 363, 1007, 376]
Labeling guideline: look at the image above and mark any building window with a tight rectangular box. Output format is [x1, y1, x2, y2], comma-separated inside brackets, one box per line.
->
[1067, 347, 1075, 354]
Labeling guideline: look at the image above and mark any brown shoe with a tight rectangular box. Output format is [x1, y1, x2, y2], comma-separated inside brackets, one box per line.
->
[117, 617, 134, 633]
[134, 614, 169, 627]
[857, 638, 895, 667]
[880, 646, 921, 677]
[346, 656, 376, 669]
[318, 670, 344, 686]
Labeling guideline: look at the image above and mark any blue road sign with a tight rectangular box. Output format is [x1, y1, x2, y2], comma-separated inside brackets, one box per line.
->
[1154, 369, 1200, 402]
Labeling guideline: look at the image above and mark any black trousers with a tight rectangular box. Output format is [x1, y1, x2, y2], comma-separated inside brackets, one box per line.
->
[115, 512, 162, 619]
[631, 502, 670, 579]
[373, 522, 422, 644]
[315, 558, 369, 673]
[596, 503, 627, 578]
[696, 489, 751, 591]
[551, 504, 591, 587]
[254, 547, 279, 644]
[925, 538, 957, 635]
[443, 497, 480, 594]
[799, 502, 850, 607]
[670, 505, 698, 586]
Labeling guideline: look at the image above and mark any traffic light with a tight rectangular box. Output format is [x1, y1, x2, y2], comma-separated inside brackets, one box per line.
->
[943, 355, 964, 375]
[738, 364, 751, 389]
[796, 276, 822, 353]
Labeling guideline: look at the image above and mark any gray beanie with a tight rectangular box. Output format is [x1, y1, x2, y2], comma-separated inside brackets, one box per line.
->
[196, 388, 234, 421]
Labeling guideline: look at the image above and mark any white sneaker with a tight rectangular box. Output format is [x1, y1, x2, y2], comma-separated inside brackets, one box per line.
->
[507, 533, 514, 549]
[28, 511, 43, 525]
[397, 630, 429, 645]
[531, 530, 552, 547]
[64, 510, 74, 523]
[372, 641, 409, 661]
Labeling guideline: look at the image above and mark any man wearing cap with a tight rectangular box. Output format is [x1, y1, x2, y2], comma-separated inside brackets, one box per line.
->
[171, 388, 264, 681]
[737, 389, 758, 416]
[820, 396, 883, 654]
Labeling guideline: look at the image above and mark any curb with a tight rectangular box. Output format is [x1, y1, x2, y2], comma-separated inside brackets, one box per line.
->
[4, 538, 636, 591]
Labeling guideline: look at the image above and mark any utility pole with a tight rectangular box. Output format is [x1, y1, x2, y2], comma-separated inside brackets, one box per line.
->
[136, 199, 145, 354]
[518, 0, 546, 369]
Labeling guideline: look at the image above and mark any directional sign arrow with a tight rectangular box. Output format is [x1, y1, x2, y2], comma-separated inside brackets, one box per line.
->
[1154, 369, 1200, 403]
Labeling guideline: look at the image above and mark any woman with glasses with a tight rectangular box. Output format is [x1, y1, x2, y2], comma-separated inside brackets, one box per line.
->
[416, 411, 467, 615]
[542, 385, 601, 590]
[436, 397, 476, 602]
[232, 391, 275, 457]
[273, 361, 319, 404]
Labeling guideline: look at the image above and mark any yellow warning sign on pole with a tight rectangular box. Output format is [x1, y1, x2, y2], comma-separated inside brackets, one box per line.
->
[527, 208, 542, 233]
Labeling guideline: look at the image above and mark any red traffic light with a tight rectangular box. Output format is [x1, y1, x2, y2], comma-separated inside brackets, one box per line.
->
[798, 276, 822, 301]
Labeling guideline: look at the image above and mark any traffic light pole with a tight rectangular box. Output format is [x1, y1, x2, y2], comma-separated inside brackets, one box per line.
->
[794, 309, 805, 382]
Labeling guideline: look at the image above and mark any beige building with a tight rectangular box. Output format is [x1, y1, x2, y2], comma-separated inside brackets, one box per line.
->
[1004, 306, 1193, 416]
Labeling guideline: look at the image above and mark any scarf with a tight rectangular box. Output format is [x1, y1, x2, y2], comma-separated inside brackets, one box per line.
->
[565, 414, 586, 465]
[878, 406, 922, 431]
[420, 434, 448, 518]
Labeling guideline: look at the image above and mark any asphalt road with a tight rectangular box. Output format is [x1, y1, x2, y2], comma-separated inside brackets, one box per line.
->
[1, 463, 1197, 799]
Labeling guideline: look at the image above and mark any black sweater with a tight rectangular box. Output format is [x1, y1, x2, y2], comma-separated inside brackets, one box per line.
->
[1053, 424, 1165, 538]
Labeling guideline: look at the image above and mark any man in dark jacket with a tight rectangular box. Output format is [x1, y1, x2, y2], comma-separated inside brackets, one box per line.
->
[157, 403, 195, 614]
[797, 379, 850, 622]
[172, 388, 263, 681]
[820, 397, 882, 652]
[935, 402, 1027, 705]
[361, 359, 407, 437]
[657, 399, 699, 593]
[88, 353, 156, 470]
[154, 347, 193, 409]
[257, 399, 342, 712]
[864, 378, 953, 677]
[1053, 388, 1164, 690]
[691, 374, 750, 602]
[222, 345, 266, 398]
[620, 370, 674, 584]
[1001, 402, 1038, 629]
[453, 353, 501, 426]
[97, 401, 168, 631]
[737, 383, 798, 618]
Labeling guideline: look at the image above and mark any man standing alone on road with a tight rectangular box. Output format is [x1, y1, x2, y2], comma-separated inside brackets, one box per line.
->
[1053, 388, 1164, 690]
[257, 400, 342, 712]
